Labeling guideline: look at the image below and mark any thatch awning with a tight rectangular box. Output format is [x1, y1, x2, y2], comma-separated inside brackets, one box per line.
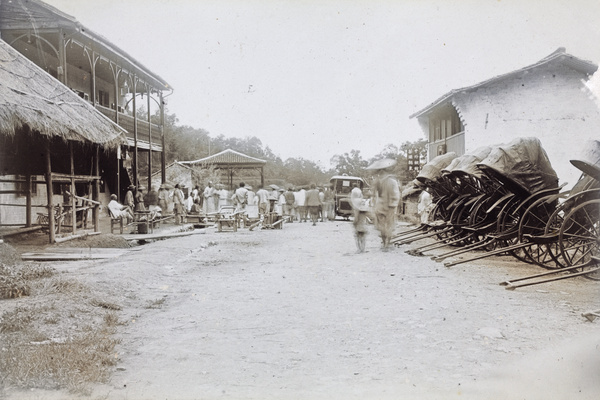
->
[0, 39, 127, 149]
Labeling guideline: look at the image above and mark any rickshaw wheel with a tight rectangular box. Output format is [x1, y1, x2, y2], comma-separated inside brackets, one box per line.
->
[558, 199, 600, 280]
[517, 195, 561, 269]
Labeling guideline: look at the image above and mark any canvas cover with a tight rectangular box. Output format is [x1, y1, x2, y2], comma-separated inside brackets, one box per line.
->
[476, 137, 558, 195]
[416, 152, 457, 184]
[443, 146, 492, 179]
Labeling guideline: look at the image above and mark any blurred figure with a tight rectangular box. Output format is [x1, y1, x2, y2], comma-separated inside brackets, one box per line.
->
[158, 184, 170, 214]
[323, 184, 335, 221]
[350, 183, 368, 253]
[295, 187, 307, 222]
[144, 185, 161, 218]
[305, 183, 322, 226]
[135, 186, 146, 212]
[368, 158, 400, 251]
[283, 187, 296, 222]
[418, 190, 432, 224]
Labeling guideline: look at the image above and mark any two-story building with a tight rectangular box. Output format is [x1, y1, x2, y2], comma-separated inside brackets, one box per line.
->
[0, 0, 172, 198]
[410, 48, 600, 189]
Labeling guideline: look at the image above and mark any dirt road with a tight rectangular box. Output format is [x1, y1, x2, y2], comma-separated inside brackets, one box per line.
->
[6, 220, 600, 399]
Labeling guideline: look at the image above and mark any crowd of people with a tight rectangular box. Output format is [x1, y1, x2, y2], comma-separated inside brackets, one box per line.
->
[107, 157, 401, 252]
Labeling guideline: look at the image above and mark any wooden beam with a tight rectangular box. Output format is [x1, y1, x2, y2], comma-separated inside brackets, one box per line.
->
[45, 142, 55, 244]
[51, 173, 101, 182]
[70, 143, 76, 234]
[25, 174, 32, 227]
[94, 146, 100, 231]
[147, 84, 153, 191]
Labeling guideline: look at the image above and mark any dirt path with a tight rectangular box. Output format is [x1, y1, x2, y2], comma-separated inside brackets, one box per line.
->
[6, 220, 600, 399]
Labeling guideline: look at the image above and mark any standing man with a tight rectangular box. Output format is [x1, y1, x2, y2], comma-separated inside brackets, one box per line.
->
[283, 187, 296, 222]
[158, 184, 170, 214]
[124, 185, 135, 210]
[323, 184, 335, 221]
[172, 183, 185, 225]
[295, 187, 307, 222]
[232, 182, 249, 213]
[305, 183, 322, 226]
[367, 158, 400, 251]
[256, 186, 270, 216]
[203, 181, 217, 214]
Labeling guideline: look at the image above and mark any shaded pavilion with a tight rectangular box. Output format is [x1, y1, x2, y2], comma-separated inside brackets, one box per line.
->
[181, 149, 266, 189]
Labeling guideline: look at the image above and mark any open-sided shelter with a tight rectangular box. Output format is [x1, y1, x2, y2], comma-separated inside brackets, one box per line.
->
[181, 149, 267, 190]
[0, 38, 127, 243]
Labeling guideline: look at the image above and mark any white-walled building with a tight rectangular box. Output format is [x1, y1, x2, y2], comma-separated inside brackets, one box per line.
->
[411, 48, 600, 189]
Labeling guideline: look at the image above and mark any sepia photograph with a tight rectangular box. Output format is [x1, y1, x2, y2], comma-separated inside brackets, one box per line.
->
[1, 0, 600, 399]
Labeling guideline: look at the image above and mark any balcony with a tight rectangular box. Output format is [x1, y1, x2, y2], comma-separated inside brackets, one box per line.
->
[428, 131, 465, 161]
[96, 105, 162, 151]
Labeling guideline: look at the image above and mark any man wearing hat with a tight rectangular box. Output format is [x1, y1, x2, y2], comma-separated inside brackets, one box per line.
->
[124, 185, 135, 210]
[367, 158, 400, 251]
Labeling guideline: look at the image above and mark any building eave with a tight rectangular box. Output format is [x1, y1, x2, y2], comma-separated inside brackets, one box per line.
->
[410, 48, 598, 119]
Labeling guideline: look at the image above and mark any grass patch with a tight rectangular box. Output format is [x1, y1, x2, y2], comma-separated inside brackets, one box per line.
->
[0, 261, 123, 394]
[0, 264, 55, 299]
[0, 325, 120, 393]
[145, 296, 167, 309]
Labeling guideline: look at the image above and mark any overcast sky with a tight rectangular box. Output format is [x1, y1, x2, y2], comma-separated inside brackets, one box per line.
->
[45, 0, 600, 167]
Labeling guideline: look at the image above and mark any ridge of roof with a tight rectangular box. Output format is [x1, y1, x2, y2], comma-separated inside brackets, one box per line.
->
[410, 48, 598, 119]
[183, 149, 267, 165]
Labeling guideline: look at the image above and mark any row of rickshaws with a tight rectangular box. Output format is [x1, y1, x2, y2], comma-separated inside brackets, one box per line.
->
[394, 137, 600, 294]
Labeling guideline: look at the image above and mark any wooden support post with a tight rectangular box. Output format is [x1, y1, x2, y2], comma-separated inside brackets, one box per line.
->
[133, 77, 138, 187]
[147, 84, 152, 191]
[94, 146, 100, 231]
[25, 174, 32, 227]
[160, 91, 166, 184]
[45, 142, 55, 244]
[261, 166, 264, 188]
[70, 142, 76, 234]
[117, 150, 121, 202]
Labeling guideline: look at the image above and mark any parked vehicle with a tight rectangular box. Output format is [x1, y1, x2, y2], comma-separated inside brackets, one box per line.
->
[329, 175, 366, 219]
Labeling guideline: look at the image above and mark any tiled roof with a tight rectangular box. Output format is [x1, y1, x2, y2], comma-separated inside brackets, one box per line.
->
[410, 48, 598, 119]
[183, 149, 267, 166]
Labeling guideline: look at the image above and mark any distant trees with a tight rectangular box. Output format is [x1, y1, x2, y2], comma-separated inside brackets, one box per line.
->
[151, 108, 428, 188]
[330, 150, 370, 178]
[328, 139, 428, 186]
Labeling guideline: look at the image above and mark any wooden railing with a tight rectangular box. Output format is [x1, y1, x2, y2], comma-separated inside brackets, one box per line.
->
[428, 131, 465, 161]
[96, 105, 161, 144]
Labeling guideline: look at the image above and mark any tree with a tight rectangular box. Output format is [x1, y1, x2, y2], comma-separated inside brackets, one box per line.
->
[282, 157, 327, 187]
[330, 150, 369, 177]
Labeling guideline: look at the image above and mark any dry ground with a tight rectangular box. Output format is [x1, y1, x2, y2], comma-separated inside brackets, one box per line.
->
[1, 219, 600, 399]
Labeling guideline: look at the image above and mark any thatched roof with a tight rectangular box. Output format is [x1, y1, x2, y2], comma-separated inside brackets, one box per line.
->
[0, 39, 127, 149]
